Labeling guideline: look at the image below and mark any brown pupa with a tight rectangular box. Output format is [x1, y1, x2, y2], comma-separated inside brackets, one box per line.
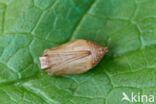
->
[39, 39, 108, 75]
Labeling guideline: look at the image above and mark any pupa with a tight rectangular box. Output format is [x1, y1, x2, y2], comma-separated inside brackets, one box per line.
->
[39, 39, 108, 75]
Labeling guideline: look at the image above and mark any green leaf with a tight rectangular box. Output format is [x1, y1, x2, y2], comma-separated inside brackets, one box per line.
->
[0, 0, 156, 103]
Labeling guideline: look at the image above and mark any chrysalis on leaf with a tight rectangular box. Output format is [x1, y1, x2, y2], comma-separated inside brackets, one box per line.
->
[39, 39, 108, 75]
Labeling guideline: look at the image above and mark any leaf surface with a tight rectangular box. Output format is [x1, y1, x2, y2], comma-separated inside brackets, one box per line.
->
[0, 0, 156, 104]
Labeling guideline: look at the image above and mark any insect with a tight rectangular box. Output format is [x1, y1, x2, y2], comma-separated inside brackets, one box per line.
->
[39, 39, 108, 75]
